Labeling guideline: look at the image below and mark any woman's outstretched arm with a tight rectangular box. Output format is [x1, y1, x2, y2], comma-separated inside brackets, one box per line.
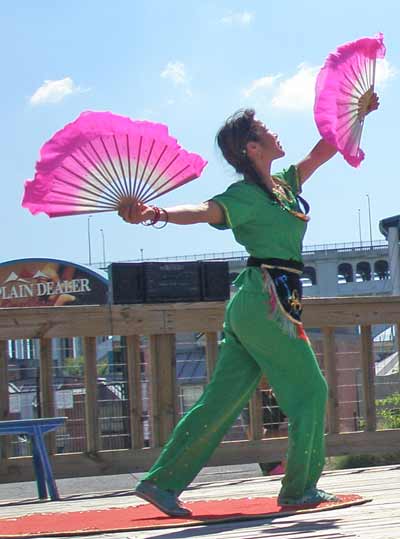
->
[118, 200, 224, 226]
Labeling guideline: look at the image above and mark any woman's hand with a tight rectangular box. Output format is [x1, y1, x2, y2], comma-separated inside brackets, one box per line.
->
[366, 91, 380, 114]
[118, 201, 154, 224]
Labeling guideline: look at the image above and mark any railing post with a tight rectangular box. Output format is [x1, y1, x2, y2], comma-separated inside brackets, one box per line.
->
[0, 340, 10, 467]
[397, 323, 400, 369]
[126, 335, 144, 449]
[84, 337, 100, 453]
[205, 332, 218, 381]
[149, 334, 177, 447]
[248, 387, 264, 440]
[323, 328, 339, 433]
[360, 325, 377, 431]
[40, 338, 56, 453]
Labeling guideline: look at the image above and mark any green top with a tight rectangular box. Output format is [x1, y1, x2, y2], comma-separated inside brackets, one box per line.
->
[210, 165, 307, 263]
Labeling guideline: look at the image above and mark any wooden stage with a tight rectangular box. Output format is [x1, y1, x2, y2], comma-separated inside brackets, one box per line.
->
[1, 465, 399, 539]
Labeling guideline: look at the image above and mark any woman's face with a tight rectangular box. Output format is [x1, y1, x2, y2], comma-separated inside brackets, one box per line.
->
[250, 120, 285, 160]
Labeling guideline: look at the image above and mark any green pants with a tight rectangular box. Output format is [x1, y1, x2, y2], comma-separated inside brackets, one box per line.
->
[144, 275, 328, 499]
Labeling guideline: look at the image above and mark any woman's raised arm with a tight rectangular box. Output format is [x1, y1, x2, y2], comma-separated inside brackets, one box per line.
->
[296, 139, 337, 186]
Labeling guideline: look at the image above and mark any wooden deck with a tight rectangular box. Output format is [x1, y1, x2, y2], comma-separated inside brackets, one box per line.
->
[1, 465, 399, 538]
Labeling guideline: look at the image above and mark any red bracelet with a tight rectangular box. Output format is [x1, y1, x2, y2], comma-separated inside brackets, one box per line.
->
[152, 208, 169, 229]
[142, 206, 160, 226]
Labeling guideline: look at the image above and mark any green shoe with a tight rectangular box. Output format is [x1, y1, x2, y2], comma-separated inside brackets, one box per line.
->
[135, 480, 192, 517]
[278, 487, 339, 506]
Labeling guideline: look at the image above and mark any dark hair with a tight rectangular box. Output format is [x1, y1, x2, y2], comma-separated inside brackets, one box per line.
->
[216, 108, 262, 183]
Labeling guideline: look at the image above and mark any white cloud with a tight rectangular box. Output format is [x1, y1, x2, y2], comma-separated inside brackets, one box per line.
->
[221, 11, 254, 25]
[375, 58, 397, 89]
[29, 77, 84, 105]
[161, 61, 187, 86]
[242, 65, 318, 112]
[243, 58, 397, 115]
[160, 61, 193, 99]
[242, 74, 282, 98]
[271, 63, 319, 111]
[269, 59, 396, 112]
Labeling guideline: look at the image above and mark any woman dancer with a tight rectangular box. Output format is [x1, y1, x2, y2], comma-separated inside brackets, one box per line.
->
[119, 102, 378, 516]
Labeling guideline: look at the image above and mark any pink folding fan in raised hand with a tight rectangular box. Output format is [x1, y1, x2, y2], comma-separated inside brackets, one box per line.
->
[22, 111, 207, 217]
[314, 33, 385, 167]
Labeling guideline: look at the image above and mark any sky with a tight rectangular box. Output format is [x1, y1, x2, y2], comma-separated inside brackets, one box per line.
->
[1, 1, 399, 270]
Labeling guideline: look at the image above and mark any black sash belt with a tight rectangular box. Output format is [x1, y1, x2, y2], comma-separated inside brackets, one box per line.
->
[247, 257, 304, 321]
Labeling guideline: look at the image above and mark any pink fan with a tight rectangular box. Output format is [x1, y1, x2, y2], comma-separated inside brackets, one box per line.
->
[314, 33, 385, 167]
[22, 111, 207, 217]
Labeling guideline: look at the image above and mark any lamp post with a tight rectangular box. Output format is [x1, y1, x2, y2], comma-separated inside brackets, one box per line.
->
[366, 194, 373, 247]
[87, 216, 92, 265]
[358, 209, 362, 245]
[100, 228, 106, 268]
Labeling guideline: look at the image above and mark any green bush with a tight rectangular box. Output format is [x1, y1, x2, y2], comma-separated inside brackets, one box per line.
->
[328, 452, 400, 470]
[376, 392, 400, 429]
[328, 392, 400, 470]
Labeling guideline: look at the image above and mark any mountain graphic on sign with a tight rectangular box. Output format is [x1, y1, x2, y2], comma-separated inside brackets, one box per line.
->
[3, 272, 29, 284]
[4, 272, 19, 283]
[33, 271, 50, 279]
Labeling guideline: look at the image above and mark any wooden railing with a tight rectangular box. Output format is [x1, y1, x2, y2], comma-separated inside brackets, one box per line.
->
[0, 296, 399, 483]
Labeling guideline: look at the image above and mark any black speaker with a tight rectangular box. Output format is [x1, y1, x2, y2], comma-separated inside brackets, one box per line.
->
[144, 261, 202, 303]
[109, 261, 230, 304]
[109, 263, 145, 304]
[201, 261, 230, 301]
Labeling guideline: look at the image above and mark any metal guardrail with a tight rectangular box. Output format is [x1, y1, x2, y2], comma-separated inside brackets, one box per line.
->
[87, 240, 388, 269]
[303, 240, 388, 254]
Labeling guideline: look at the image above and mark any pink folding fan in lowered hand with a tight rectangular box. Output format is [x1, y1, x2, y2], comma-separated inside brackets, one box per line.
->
[22, 111, 207, 217]
[314, 33, 385, 167]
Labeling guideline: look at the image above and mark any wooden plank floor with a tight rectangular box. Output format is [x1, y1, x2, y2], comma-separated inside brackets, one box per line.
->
[0, 465, 399, 538]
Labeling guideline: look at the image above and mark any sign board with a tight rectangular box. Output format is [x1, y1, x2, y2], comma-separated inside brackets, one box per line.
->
[56, 390, 74, 409]
[0, 258, 108, 307]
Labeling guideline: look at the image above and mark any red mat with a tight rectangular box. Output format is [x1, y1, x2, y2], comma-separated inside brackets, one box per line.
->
[0, 494, 370, 538]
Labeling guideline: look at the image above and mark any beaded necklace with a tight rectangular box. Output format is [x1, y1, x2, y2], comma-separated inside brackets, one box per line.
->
[244, 173, 310, 222]
[271, 177, 310, 222]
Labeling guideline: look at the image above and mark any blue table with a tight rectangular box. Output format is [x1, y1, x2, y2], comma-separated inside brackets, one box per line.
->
[0, 417, 66, 500]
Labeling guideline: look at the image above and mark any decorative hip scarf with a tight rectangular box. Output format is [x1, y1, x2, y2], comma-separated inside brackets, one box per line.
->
[247, 257, 304, 337]
[265, 267, 303, 320]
